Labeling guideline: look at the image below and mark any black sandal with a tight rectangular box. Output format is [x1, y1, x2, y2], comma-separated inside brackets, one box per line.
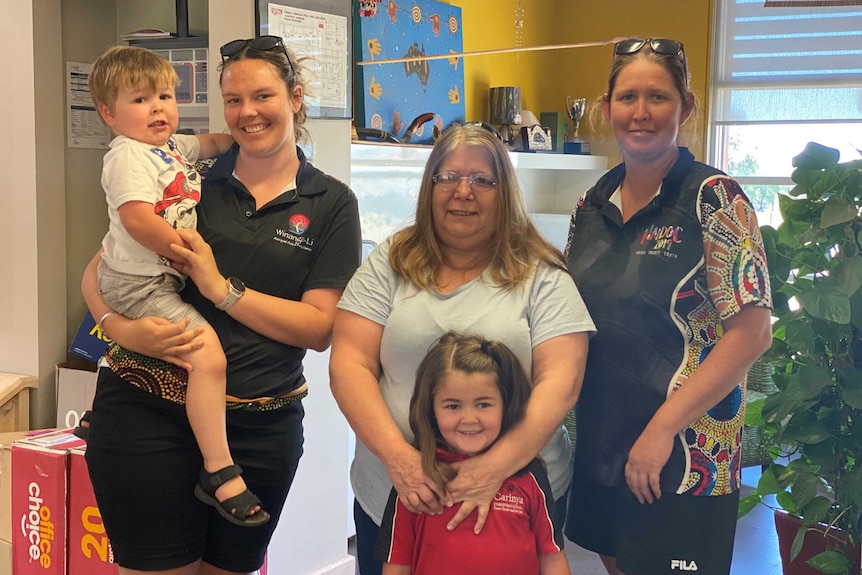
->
[73, 411, 92, 440]
[194, 464, 270, 527]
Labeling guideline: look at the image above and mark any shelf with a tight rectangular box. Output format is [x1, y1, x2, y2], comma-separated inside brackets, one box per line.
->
[351, 142, 608, 173]
[508, 151, 607, 171]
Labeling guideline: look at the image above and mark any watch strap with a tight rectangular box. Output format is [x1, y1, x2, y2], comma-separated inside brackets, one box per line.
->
[215, 278, 245, 311]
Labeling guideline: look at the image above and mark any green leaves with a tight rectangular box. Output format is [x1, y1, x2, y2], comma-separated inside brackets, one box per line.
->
[743, 143, 862, 571]
[821, 197, 856, 229]
[793, 142, 841, 171]
[798, 280, 852, 324]
[807, 550, 853, 574]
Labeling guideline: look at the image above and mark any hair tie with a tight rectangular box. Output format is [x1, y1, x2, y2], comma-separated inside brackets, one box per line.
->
[480, 340, 490, 354]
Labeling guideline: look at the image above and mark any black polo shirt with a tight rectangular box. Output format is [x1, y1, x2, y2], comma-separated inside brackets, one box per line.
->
[566, 148, 771, 496]
[183, 145, 362, 398]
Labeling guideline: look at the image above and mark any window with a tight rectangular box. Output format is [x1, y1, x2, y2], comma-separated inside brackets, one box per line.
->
[709, 0, 862, 222]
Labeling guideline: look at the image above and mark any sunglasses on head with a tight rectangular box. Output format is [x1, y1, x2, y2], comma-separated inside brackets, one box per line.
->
[614, 38, 688, 81]
[220, 35, 295, 75]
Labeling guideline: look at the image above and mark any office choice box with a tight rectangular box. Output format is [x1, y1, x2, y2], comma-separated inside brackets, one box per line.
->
[0, 431, 39, 544]
[68, 448, 117, 575]
[11, 431, 86, 575]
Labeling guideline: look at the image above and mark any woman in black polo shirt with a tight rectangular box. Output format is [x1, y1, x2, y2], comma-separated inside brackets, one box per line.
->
[80, 37, 361, 575]
[565, 38, 772, 575]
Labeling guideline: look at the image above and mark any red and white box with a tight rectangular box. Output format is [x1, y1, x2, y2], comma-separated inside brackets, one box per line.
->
[67, 447, 118, 575]
[11, 430, 85, 575]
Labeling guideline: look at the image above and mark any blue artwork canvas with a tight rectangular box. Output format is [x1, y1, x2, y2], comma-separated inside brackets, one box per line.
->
[354, 0, 466, 145]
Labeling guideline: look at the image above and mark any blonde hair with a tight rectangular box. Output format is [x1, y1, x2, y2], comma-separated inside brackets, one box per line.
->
[409, 332, 532, 489]
[89, 45, 179, 111]
[390, 124, 567, 289]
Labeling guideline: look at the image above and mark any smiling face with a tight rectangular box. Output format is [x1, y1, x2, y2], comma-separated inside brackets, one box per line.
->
[603, 56, 693, 165]
[433, 369, 504, 456]
[98, 83, 178, 147]
[220, 58, 303, 160]
[431, 144, 500, 256]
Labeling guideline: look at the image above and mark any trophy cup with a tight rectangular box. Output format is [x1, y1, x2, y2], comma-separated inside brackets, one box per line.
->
[563, 96, 590, 155]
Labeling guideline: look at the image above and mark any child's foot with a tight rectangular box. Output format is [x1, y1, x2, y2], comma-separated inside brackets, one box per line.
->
[72, 411, 92, 440]
[194, 464, 270, 527]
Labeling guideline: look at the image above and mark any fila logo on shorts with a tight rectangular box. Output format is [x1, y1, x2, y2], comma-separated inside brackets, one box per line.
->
[670, 559, 699, 571]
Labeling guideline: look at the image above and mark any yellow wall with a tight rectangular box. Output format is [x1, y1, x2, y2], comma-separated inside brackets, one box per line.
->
[443, 0, 712, 163]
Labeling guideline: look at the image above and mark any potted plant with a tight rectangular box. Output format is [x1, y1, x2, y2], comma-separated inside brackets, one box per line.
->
[740, 142, 862, 575]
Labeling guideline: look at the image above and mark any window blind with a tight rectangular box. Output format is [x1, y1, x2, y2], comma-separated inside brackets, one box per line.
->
[712, 0, 862, 124]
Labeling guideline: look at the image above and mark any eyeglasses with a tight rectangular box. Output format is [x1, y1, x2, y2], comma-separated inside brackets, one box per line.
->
[432, 172, 498, 192]
[220, 35, 295, 76]
[613, 38, 688, 81]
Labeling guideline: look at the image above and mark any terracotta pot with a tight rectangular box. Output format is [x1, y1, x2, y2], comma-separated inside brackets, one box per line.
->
[774, 510, 862, 574]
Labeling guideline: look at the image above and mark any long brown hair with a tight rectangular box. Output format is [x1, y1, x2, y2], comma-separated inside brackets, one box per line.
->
[409, 331, 532, 490]
[389, 124, 567, 289]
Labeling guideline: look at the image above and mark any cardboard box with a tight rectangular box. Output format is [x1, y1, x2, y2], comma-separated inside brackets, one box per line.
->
[11, 431, 86, 575]
[56, 363, 97, 429]
[0, 431, 39, 544]
[67, 448, 118, 575]
[0, 538, 10, 575]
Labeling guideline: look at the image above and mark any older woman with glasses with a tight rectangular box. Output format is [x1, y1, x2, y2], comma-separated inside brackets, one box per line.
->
[329, 123, 595, 575]
[563, 37, 773, 575]
[80, 36, 361, 575]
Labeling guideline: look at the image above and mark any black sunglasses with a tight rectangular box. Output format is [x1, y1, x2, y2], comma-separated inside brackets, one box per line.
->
[220, 35, 295, 76]
[614, 38, 688, 84]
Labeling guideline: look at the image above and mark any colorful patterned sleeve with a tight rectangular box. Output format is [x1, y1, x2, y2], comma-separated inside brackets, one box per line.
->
[700, 176, 773, 320]
[564, 190, 589, 258]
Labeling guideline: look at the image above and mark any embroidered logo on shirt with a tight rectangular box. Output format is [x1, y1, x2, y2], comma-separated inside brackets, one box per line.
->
[275, 215, 315, 252]
[492, 484, 526, 515]
[288, 214, 310, 235]
[636, 224, 683, 258]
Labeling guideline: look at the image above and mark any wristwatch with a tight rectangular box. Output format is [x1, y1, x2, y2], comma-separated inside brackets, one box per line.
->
[215, 277, 246, 311]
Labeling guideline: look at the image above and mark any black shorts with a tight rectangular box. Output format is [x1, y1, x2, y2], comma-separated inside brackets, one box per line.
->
[84, 367, 304, 572]
[566, 474, 739, 575]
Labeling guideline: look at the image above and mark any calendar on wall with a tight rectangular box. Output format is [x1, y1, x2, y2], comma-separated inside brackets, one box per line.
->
[258, 1, 354, 119]
[354, 0, 466, 144]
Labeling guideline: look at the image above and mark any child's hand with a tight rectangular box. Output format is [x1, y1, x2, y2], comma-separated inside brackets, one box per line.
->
[170, 229, 225, 303]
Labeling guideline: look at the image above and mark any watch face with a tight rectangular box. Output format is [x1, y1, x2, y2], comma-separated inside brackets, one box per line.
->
[228, 277, 245, 292]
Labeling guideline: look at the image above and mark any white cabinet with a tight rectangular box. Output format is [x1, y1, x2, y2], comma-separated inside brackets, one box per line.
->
[349, 142, 608, 249]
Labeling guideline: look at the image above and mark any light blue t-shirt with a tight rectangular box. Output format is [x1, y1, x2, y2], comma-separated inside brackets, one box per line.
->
[337, 237, 596, 524]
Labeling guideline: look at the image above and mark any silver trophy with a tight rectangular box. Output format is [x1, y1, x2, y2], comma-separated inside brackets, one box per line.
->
[564, 96, 590, 154]
[566, 96, 586, 141]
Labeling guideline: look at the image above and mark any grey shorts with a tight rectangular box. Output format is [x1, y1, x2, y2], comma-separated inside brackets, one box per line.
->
[98, 261, 208, 329]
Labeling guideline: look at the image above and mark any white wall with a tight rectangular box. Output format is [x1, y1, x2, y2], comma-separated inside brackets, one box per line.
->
[0, 0, 67, 429]
[5, 2, 355, 569]
[208, 3, 354, 573]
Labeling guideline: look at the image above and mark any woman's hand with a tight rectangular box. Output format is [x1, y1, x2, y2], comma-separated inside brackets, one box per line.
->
[386, 445, 445, 515]
[170, 228, 226, 304]
[104, 314, 204, 371]
[624, 426, 673, 504]
[444, 454, 506, 533]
